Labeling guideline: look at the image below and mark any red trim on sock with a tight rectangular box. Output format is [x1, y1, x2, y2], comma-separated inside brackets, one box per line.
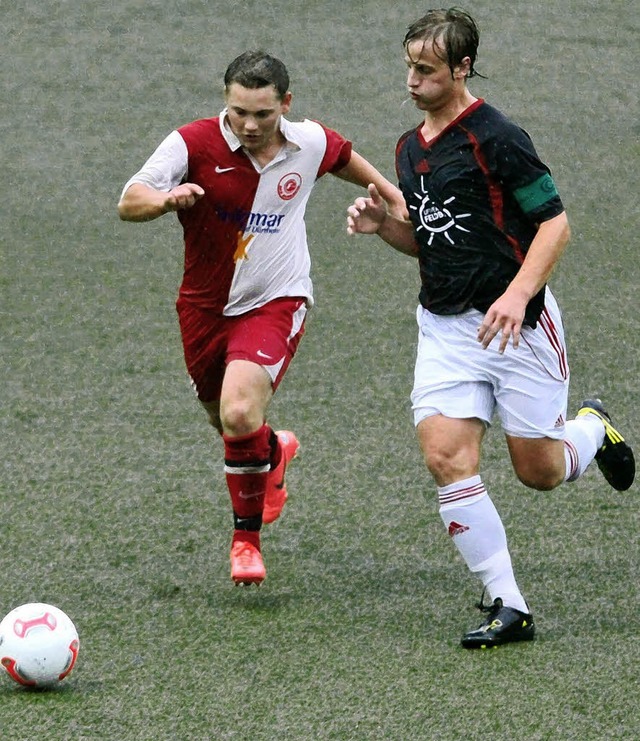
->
[232, 529, 260, 549]
[223, 424, 273, 518]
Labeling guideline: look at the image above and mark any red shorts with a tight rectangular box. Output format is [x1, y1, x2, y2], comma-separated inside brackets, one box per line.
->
[176, 297, 307, 403]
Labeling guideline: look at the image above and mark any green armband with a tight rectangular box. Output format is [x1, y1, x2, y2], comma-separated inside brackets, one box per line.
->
[513, 173, 558, 213]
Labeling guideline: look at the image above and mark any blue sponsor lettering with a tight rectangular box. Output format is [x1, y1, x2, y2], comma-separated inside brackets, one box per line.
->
[217, 208, 285, 233]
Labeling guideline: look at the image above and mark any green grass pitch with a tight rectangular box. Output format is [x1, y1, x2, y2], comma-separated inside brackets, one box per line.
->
[1, 1, 638, 739]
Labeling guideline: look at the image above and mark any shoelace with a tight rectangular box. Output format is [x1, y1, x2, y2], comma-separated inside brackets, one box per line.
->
[234, 543, 257, 568]
[475, 588, 503, 614]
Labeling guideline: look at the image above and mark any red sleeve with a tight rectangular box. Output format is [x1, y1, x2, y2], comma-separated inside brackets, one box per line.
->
[395, 128, 413, 180]
[316, 123, 353, 177]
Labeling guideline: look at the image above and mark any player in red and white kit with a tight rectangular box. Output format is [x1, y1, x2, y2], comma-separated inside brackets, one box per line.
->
[118, 51, 405, 586]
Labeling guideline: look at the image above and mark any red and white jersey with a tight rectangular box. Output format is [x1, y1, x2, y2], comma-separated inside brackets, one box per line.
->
[121, 111, 352, 315]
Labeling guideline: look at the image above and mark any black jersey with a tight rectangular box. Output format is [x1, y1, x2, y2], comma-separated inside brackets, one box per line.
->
[396, 99, 565, 327]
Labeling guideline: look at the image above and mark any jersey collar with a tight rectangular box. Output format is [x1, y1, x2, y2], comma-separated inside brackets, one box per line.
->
[219, 109, 302, 153]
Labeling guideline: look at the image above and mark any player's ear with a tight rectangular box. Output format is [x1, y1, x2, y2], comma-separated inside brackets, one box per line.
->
[281, 91, 293, 112]
[455, 57, 472, 80]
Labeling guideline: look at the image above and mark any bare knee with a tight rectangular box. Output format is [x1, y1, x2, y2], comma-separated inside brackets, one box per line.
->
[422, 443, 481, 485]
[219, 399, 261, 437]
[218, 360, 273, 437]
[508, 437, 565, 491]
[514, 465, 564, 491]
[417, 416, 484, 486]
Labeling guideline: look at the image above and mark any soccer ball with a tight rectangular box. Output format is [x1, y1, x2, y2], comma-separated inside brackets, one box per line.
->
[0, 603, 79, 687]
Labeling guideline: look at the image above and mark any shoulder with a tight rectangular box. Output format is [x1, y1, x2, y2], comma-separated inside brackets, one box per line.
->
[177, 117, 226, 158]
[285, 117, 348, 148]
[396, 126, 418, 155]
[286, 119, 352, 176]
[178, 117, 220, 139]
[468, 102, 532, 145]
[469, 101, 513, 126]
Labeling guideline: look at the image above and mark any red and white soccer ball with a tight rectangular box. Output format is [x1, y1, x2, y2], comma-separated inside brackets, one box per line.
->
[0, 603, 79, 687]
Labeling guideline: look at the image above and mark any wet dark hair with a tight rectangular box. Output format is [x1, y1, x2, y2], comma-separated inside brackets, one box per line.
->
[224, 51, 290, 99]
[404, 7, 483, 79]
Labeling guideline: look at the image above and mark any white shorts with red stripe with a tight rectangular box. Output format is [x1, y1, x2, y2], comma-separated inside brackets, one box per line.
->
[411, 288, 569, 439]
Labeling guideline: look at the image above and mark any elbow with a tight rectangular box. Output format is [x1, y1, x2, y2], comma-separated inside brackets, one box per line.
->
[560, 218, 571, 250]
[547, 211, 571, 248]
[117, 191, 135, 221]
[117, 201, 128, 221]
[558, 211, 571, 243]
[117, 199, 141, 222]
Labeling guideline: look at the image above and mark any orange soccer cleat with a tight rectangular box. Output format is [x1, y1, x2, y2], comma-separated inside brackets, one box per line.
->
[230, 535, 266, 586]
[263, 430, 300, 524]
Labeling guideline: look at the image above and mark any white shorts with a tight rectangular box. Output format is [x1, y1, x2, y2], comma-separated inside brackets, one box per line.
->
[411, 289, 570, 439]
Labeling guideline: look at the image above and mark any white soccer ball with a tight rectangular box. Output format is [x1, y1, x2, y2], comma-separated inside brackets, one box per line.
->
[0, 603, 79, 687]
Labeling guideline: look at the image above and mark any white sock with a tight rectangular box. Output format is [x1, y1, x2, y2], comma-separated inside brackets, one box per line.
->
[563, 415, 605, 481]
[475, 548, 529, 614]
[438, 475, 528, 613]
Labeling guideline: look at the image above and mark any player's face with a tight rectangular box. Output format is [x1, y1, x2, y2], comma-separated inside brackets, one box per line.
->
[225, 83, 292, 152]
[405, 37, 466, 111]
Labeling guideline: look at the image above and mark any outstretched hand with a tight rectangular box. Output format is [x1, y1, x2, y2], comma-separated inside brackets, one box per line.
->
[347, 183, 388, 235]
[164, 183, 205, 212]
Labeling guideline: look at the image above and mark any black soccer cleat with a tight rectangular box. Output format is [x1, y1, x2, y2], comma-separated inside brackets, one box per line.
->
[461, 596, 535, 649]
[577, 398, 635, 491]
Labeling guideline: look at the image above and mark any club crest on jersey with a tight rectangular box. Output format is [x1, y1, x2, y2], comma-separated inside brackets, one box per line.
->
[410, 176, 472, 246]
[278, 172, 302, 200]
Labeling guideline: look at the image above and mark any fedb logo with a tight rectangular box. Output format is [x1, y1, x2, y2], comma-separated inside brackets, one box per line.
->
[277, 172, 302, 200]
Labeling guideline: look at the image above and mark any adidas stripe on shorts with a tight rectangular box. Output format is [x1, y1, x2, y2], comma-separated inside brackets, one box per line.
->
[411, 288, 569, 439]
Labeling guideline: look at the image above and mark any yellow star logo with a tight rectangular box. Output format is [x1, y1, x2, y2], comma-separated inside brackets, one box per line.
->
[233, 231, 254, 262]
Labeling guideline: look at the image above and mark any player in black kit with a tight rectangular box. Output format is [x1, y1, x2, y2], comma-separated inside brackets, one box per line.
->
[347, 8, 634, 648]
[395, 99, 562, 327]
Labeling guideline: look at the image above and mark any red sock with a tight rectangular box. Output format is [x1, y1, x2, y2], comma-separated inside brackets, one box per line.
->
[232, 529, 260, 548]
[268, 428, 281, 471]
[223, 424, 272, 525]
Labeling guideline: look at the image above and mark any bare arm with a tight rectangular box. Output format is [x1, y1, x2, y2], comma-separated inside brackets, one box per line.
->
[478, 211, 571, 352]
[347, 183, 419, 257]
[333, 150, 407, 218]
[118, 182, 205, 222]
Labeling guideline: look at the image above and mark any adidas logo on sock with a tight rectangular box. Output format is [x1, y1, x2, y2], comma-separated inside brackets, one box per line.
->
[448, 521, 470, 537]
